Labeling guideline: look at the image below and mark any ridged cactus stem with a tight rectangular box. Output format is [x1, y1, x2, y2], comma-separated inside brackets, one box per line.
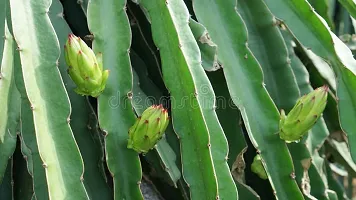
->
[87, 0, 144, 199]
[10, 0, 89, 198]
[264, 0, 356, 163]
[193, 0, 304, 199]
[0, 22, 19, 184]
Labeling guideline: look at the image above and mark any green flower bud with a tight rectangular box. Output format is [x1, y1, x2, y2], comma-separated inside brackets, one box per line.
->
[279, 85, 328, 143]
[251, 155, 268, 180]
[127, 105, 170, 153]
[64, 34, 109, 97]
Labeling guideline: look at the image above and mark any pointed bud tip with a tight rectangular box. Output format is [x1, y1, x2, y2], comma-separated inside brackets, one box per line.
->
[68, 34, 76, 40]
[322, 85, 329, 92]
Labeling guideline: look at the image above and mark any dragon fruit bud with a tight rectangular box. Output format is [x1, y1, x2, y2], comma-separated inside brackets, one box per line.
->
[251, 155, 268, 180]
[279, 85, 328, 143]
[64, 34, 109, 97]
[127, 105, 170, 153]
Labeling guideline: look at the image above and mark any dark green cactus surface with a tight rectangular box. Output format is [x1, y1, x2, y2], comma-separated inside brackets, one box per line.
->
[1, 0, 356, 200]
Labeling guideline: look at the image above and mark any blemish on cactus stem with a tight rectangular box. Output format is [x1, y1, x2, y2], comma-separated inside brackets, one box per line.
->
[244, 54, 248, 59]
[127, 91, 133, 99]
[137, 181, 141, 185]
[66, 118, 71, 123]
[102, 130, 108, 136]
[80, 176, 84, 181]
[42, 163, 48, 168]
[84, 35, 94, 41]
[30, 105, 34, 110]
[87, 124, 92, 130]
[290, 172, 296, 179]
[23, 156, 27, 160]
[207, 143, 211, 147]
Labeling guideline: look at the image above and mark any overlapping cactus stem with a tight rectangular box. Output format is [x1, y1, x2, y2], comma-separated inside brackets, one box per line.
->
[64, 34, 109, 97]
[127, 105, 170, 153]
[279, 85, 329, 143]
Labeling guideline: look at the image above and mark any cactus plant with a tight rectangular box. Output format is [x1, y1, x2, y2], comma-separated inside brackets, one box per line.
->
[2, 0, 356, 199]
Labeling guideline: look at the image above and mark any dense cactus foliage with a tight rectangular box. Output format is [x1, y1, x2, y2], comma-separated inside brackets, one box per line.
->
[2, 0, 356, 199]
